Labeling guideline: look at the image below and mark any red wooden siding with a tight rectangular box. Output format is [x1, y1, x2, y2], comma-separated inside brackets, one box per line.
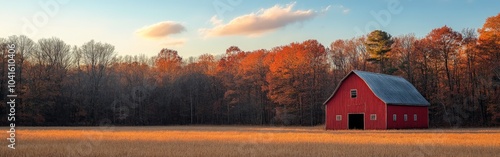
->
[387, 105, 428, 129]
[325, 74, 387, 130]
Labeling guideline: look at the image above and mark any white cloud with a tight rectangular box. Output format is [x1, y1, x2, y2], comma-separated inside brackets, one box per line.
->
[200, 2, 321, 38]
[332, 5, 350, 14]
[322, 5, 332, 12]
[210, 16, 223, 26]
[136, 21, 186, 39]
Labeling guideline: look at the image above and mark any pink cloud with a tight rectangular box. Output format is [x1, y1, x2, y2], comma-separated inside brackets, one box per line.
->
[136, 21, 186, 39]
[161, 38, 187, 47]
[200, 2, 320, 37]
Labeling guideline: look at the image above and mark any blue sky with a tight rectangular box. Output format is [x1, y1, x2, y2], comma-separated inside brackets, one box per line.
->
[1, 0, 499, 58]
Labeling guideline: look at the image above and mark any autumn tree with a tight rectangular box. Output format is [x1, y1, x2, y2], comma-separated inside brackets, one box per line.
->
[216, 46, 246, 123]
[460, 28, 478, 94]
[477, 13, 500, 82]
[330, 39, 351, 77]
[301, 40, 330, 125]
[150, 48, 184, 124]
[426, 26, 463, 93]
[412, 38, 433, 97]
[330, 37, 372, 81]
[392, 34, 417, 83]
[413, 27, 463, 126]
[266, 40, 329, 125]
[477, 13, 500, 124]
[266, 45, 296, 111]
[236, 49, 271, 124]
[154, 48, 182, 83]
[365, 30, 394, 73]
[195, 54, 217, 75]
[4, 12, 500, 127]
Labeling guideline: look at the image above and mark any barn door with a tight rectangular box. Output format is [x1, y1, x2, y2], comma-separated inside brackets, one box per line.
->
[348, 114, 364, 130]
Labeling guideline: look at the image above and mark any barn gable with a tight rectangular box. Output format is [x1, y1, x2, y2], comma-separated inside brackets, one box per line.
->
[324, 70, 430, 106]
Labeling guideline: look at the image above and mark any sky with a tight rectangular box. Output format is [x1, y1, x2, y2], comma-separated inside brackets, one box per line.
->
[1, 0, 499, 58]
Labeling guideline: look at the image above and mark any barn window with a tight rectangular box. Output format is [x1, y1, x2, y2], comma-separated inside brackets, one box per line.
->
[393, 114, 397, 121]
[370, 114, 376, 120]
[404, 114, 408, 121]
[414, 114, 417, 121]
[350, 89, 357, 98]
[336, 115, 342, 121]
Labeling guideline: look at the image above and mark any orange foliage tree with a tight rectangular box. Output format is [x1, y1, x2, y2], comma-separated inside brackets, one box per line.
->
[478, 13, 500, 124]
[154, 48, 182, 84]
[266, 39, 329, 125]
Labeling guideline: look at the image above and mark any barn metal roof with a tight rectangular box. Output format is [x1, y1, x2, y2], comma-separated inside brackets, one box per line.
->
[324, 70, 430, 106]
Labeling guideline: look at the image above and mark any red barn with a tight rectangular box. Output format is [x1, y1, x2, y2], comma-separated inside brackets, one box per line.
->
[324, 70, 429, 130]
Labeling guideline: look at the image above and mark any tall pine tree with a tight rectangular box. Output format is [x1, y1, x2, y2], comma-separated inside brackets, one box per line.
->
[365, 30, 394, 73]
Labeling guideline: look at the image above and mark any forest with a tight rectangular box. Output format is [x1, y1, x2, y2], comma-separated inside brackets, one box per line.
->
[0, 13, 499, 127]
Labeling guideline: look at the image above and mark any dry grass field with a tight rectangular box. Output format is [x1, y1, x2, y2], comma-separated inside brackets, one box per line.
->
[1, 126, 499, 157]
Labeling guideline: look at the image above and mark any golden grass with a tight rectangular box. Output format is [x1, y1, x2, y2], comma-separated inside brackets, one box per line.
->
[1, 126, 499, 157]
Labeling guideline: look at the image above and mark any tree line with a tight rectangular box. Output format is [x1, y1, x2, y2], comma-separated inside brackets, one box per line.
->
[1, 13, 499, 127]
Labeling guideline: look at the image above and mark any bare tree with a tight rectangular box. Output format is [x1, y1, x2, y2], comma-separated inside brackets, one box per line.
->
[8, 35, 35, 90]
[0, 38, 7, 106]
[21, 37, 72, 124]
[392, 34, 417, 83]
[34, 37, 72, 69]
[78, 40, 116, 124]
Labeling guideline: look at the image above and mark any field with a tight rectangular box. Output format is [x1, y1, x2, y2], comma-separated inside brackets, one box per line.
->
[1, 126, 500, 157]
